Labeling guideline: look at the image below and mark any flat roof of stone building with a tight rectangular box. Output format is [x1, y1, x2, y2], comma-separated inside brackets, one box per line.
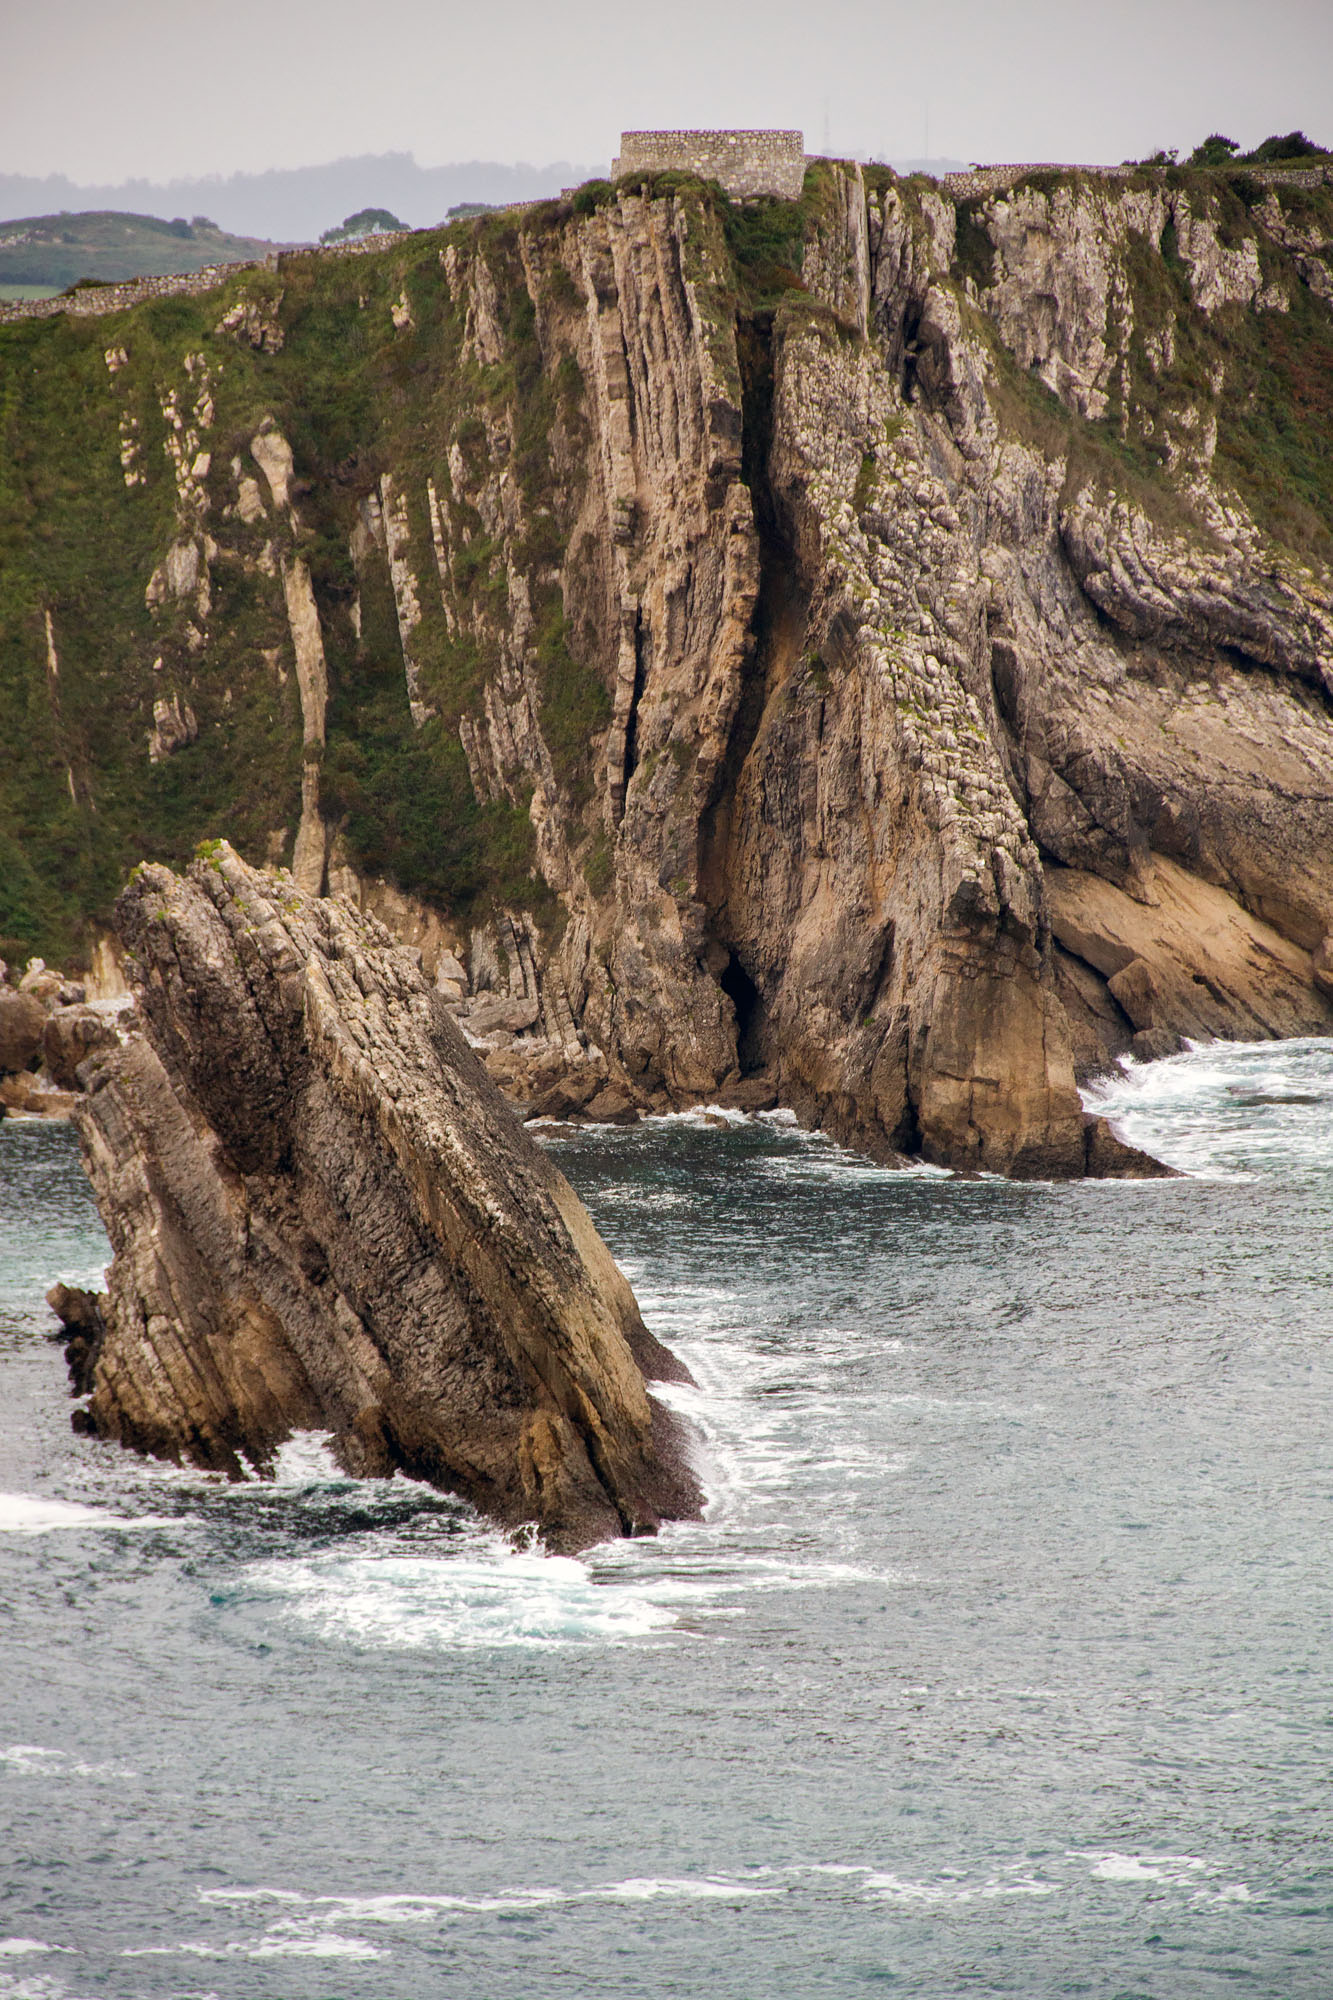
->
[619, 128, 804, 143]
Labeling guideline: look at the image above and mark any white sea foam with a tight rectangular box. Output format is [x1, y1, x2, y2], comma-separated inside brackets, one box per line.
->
[125, 1932, 385, 1962]
[197, 1872, 787, 1940]
[643, 1102, 751, 1127]
[245, 1544, 682, 1650]
[0, 1947, 59, 1961]
[587, 1875, 781, 1902]
[180, 1850, 1258, 1964]
[1083, 1036, 1333, 1180]
[1084, 1850, 1209, 1884]
[0, 1494, 175, 1535]
[0, 1968, 101, 2000]
[269, 1431, 345, 1485]
[1073, 1850, 1250, 1902]
[861, 1871, 959, 1903]
[1, 1745, 136, 1783]
[248, 1935, 385, 1960]
[196, 1889, 305, 1907]
[0, 1747, 63, 1772]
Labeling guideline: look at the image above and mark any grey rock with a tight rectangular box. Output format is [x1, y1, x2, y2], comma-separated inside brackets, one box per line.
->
[42, 1005, 120, 1090]
[62, 844, 700, 1553]
[464, 994, 541, 1036]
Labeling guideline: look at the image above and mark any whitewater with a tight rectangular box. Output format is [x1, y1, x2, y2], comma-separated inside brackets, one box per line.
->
[1, 1040, 1331, 1996]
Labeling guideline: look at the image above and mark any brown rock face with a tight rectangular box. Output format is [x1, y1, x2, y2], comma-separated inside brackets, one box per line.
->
[63, 845, 700, 1552]
[15, 169, 1333, 1175]
[41, 1005, 120, 1089]
[0, 990, 48, 1075]
[387, 172, 1332, 1174]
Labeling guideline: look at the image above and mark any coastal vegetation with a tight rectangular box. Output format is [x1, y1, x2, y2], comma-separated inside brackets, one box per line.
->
[0, 147, 1330, 1183]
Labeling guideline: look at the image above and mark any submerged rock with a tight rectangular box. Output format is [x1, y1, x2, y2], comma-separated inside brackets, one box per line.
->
[58, 843, 701, 1552]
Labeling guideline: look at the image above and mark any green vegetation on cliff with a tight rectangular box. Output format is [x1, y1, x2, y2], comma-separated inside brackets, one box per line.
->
[0, 225, 553, 958]
[1, 160, 1330, 970]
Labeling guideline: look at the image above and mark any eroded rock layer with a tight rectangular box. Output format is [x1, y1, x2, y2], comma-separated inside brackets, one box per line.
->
[5, 161, 1333, 1172]
[66, 844, 699, 1552]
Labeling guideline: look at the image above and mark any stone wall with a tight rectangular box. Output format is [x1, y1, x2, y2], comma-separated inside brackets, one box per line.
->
[942, 160, 1333, 200]
[612, 130, 806, 200]
[0, 260, 269, 324]
[941, 164, 1134, 200]
[0, 230, 415, 326]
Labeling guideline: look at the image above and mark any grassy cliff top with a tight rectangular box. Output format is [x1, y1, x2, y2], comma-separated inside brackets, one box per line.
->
[0, 210, 290, 291]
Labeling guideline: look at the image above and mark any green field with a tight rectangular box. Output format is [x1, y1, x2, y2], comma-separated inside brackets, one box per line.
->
[0, 211, 286, 290]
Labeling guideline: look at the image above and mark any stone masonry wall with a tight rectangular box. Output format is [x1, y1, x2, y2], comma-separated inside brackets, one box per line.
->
[612, 130, 806, 200]
[942, 160, 1333, 200]
[0, 231, 414, 326]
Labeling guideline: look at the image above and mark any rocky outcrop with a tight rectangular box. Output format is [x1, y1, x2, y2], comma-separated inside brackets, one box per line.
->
[41, 1004, 120, 1089]
[60, 844, 700, 1552]
[0, 966, 123, 1117]
[412, 170, 1332, 1170]
[0, 989, 48, 1075]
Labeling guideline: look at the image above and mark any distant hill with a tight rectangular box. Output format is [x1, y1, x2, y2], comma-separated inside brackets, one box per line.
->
[0, 211, 286, 292]
[0, 154, 605, 245]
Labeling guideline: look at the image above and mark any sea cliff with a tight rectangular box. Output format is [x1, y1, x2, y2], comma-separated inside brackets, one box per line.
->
[2, 159, 1331, 1171]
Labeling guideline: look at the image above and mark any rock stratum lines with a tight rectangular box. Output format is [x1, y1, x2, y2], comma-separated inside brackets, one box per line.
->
[52, 844, 699, 1550]
[3, 158, 1332, 1177]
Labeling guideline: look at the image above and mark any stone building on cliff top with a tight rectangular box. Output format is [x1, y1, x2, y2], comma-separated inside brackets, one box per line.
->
[612, 130, 806, 199]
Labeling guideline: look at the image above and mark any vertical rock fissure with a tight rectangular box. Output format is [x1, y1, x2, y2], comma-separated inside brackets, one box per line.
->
[718, 952, 763, 1074]
[696, 306, 800, 1067]
[618, 606, 646, 803]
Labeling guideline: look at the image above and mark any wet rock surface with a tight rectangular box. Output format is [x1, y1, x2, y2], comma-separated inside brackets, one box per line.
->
[56, 845, 701, 1553]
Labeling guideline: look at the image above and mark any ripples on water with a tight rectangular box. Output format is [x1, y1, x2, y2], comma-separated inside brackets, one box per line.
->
[1, 1041, 1331, 1996]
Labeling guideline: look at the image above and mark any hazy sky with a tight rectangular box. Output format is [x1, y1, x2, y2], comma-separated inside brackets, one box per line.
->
[9, 0, 1333, 182]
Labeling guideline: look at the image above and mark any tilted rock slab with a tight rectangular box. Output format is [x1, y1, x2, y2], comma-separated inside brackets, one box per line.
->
[67, 844, 700, 1552]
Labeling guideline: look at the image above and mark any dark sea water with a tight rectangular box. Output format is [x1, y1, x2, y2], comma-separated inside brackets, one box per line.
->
[1, 1041, 1331, 1999]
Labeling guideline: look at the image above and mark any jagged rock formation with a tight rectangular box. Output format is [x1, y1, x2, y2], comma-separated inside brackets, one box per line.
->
[0, 962, 121, 1116]
[4, 161, 1332, 1174]
[60, 844, 699, 1552]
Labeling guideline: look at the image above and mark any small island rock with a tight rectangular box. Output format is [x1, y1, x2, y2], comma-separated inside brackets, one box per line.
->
[59, 844, 701, 1552]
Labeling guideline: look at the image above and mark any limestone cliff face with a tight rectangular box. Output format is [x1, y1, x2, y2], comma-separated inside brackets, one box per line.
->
[64, 844, 699, 1552]
[475, 166, 1332, 1170]
[5, 162, 1333, 1172]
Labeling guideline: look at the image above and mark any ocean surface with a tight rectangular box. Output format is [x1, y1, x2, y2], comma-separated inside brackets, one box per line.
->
[1, 1040, 1331, 1999]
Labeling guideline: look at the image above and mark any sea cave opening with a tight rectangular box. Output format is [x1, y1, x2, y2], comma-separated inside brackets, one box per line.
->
[718, 951, 764, 1075]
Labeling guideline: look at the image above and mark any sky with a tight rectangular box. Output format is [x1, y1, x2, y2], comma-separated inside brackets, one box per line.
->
[7, 0, 1332, 184]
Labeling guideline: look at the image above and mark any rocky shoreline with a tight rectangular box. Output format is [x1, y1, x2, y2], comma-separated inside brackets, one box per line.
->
[0, 954, 131, 1120]
[4, 870, 1169, 1181]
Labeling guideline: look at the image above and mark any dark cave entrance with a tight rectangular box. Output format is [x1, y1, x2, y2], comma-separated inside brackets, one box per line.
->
[719, 951, 764, 1074]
